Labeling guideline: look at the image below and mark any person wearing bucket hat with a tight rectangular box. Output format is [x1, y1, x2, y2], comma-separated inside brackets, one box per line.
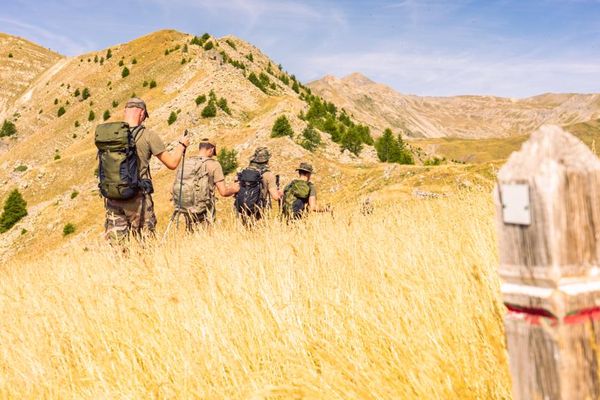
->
[101, 97, 190, 241]
[234, 146, 283, 223]
[282, 162, 329, 219]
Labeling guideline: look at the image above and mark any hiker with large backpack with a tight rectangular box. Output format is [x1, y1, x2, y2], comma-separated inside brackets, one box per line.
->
[234, 147, 283, 224]
[171, 138, 239, 231]
[282, 162, 328, 220]
[95, 98, 190, 241]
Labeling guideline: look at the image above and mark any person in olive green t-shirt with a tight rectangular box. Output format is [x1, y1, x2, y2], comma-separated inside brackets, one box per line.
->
[181, 138, 240, 231]
[104, 98, 190, 240]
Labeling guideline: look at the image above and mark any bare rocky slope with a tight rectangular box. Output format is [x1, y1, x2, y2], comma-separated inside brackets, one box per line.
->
[309, 73, 600, 139]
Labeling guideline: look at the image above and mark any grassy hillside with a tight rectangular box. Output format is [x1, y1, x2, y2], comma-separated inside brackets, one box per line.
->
[0, 193, 511, 399]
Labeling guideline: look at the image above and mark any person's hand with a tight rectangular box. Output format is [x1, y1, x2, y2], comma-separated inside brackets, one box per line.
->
[278, 189, 284, 197]
[232, 182, 240, 192]
[178, 135, 190, 148]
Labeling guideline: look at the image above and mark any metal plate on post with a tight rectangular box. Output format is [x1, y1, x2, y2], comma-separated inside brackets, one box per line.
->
[501, 184, 531, 226]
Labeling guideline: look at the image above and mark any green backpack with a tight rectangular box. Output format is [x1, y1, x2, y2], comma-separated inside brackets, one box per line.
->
[95, 122, 143, 200]
[283, 179, 311, 219]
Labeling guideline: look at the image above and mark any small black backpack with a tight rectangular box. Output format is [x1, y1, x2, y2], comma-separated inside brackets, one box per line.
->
[234, 167, 265, 216]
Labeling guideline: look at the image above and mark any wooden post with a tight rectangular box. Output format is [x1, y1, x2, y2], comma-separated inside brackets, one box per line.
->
[495, 125, 600, 400]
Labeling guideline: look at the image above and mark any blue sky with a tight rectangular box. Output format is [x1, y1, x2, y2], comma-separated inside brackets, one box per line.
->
[2, 0, 600, 97]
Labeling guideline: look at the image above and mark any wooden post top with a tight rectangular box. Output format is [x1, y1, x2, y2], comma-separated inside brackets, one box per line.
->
[495, 125, 600, 285]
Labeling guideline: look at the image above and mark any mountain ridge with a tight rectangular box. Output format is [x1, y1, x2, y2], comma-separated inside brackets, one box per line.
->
[308, 72, 600, 138]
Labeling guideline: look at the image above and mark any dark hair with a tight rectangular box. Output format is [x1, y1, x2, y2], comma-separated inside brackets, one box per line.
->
[299, 170, 311, 177]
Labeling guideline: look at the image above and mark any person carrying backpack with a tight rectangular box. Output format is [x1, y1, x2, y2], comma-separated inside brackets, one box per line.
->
[234, 147, 282, 224]
[95, 98, 189, 241]
[282, 162, 328, 220]
[171, 138, 239, 231]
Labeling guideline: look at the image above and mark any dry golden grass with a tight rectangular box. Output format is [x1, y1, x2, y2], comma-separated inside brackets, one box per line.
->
[0, 193, 511, 399]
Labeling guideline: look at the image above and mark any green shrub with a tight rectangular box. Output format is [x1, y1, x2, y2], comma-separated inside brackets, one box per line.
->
[88, 110, 95, 121]
[248, 73, 267, 93]
[245, 53, 254, 62]
[94, 55, 99, 63]
[149, 80, 157, 89]
[63, 223, 75, 236]
[106, 49, 112, 59]
[181, 58, 187, 65]
[203, 41, 214, 51]
[121, 67, 130, 78]
[201, 33, 211, 41]
[299, 125, 321, 151]
[70, 191, 79, 199]
[217, 98, 231, 115]
[73, 88, 81, 97]
[279, 74, 290, 85]
[0, 189, 27, 233]
[8, 53, 13, 58]
[190, 36, 203, 46]
[229, 59, 245, 70]
[0, 120, 17, 137]
[201, 101, 217, 118]
[217, 148, 239, 175]
[82, 87, 90, 100]
[118, 59, 124, 66]
[183, 44, 188, 53]
[132, 58, 137, 64]
[112, 100, 119, 108]
[143, 80, 148, 87]
[14, 165, 27, 172]
[271, 115, 294, 138]
[54, 98, 58, 105]
[292, 81, 300, 93]
[103, 110, 111, 121]
[57, 107, 66, 117]
[168, 111, 177, 125]
[225, 39, 236, 49]
[164, 49, 170, 56]
[54, 153, 61, 160]
[20, 228, 27, 235]
[424, 157, 443, 166]
[195, 94, 207, 106]
[74, 120, 80, 128]
[100, 57, 104, 64]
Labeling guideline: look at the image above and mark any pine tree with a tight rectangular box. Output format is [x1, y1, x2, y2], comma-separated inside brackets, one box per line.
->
[57, 107, 66, 117]
[217, 98, 231, 115]
[103, 110, 111, 121]
[88, 110, 95, 121]
[0, 189, 27, 233]
[271, 115, 294, 138]
[195, 94, 207, 106]
[299, 125, 321, 152]
[82, 87, 91, 100]
[292, 81, 300, 93]
[121, 67, 130, 78]
[106, 49, 112, 59]
[375, 128, 397, 162]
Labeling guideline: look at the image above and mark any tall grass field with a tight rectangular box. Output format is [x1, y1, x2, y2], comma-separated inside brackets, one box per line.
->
[0, 193, 511, 399]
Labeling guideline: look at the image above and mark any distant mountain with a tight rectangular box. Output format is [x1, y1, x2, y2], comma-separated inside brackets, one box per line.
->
[308, 73, 600, 138]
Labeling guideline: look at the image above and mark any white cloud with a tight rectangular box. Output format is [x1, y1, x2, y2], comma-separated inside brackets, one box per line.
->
[0, 16, 94, 55]
[300, 50, 600, 97]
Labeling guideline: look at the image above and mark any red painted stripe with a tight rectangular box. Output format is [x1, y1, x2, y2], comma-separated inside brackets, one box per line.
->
[505, 304, 600, 326]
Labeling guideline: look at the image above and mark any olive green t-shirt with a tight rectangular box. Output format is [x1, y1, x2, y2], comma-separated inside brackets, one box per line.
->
[135, 127, 166, 181]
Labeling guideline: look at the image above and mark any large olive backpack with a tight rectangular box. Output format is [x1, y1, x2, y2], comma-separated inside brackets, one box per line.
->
[95, 122, 143, 200]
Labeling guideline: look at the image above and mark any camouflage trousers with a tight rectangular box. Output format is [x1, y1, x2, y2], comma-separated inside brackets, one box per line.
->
[105, 193, 156, 241]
